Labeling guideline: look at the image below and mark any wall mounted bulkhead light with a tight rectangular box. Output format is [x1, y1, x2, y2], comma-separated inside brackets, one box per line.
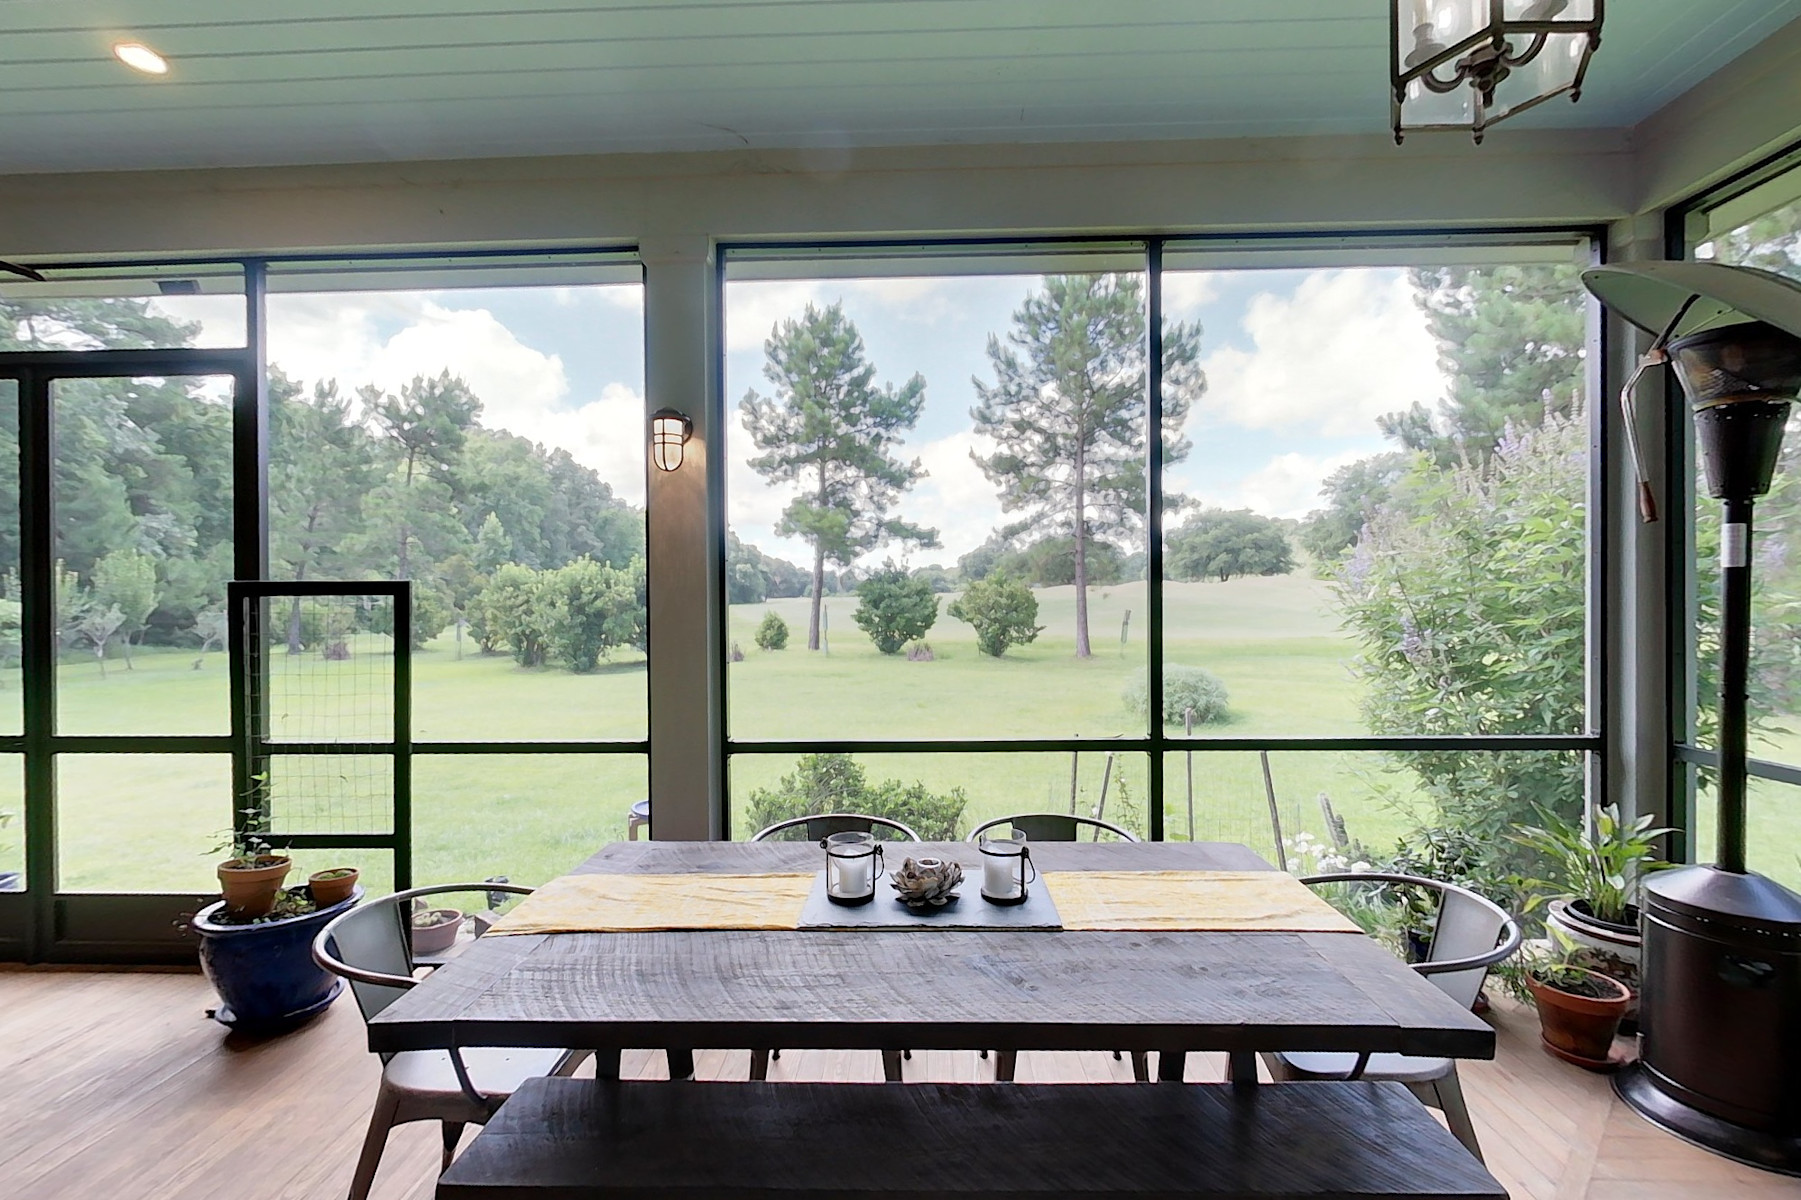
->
[649, 408, 692, 472]
[1391, 0, 1603, 144]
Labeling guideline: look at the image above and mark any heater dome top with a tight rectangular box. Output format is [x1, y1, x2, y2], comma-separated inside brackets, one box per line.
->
[1582, 261, 1801, 342]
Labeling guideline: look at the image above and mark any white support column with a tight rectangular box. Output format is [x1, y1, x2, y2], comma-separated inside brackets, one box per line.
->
[1602, 213, 1674, 831]
[643, 236, 723, 839]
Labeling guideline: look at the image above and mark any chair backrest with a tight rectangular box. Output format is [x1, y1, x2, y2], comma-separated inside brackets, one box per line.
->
[313, 882, 536, 1026]
[1300, 871, 1521, 1011]
[967, 812, 1139, 843]
[751, 812, 922, 842]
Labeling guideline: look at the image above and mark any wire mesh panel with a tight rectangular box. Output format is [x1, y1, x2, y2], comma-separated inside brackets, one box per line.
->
[229, 581, 410, 886]
[262, 593, 396, 745]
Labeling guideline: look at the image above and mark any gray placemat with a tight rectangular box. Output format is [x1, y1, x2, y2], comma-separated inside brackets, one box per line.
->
[797, 871, 1063, 930]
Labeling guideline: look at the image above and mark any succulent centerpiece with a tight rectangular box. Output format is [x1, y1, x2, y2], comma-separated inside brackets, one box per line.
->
[889, 857, 963, 909]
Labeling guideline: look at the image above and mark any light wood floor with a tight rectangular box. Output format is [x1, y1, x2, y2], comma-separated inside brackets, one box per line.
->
[2, 967, 1796, 1200]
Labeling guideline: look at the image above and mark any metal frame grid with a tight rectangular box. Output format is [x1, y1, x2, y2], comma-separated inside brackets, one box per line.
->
[714, 230, 1607, 844]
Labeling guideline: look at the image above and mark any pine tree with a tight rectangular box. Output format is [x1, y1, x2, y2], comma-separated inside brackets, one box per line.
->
[970, 275, 1203, 657]
[739, 302, 937, 651]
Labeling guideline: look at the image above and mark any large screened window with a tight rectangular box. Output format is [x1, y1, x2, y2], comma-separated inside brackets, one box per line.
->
[264, 253, 647, 887]
[1681, 151, 1801, 887]
[721, 237, 1598, 864]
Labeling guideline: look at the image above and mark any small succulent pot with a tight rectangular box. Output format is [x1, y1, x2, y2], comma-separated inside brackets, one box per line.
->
[410, 907, 464, 956]
[307, 867, 360, 907]
[217, 855, 293, 919]
[1527, 967, 1631, 1070]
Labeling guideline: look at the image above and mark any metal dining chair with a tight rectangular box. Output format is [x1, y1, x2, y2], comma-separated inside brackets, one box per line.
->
[750, 812, 922, 1081]
[966, 812, 1140, 844]
[1259, 871, 1523, 1161]
[313, 883, 618, 1200]
[968, 812, 1143, 1081]
[751, 812, 923, 842]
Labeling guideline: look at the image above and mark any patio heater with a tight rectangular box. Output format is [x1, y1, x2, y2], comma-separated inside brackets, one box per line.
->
[1584, 261, 1801, 1173]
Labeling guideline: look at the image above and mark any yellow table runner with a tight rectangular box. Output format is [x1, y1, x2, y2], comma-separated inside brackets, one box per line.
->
[485, 873, 814, 934]
[1044, 870, 1360, 933]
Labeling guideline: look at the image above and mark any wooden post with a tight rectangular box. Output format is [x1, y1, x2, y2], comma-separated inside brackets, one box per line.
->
[1092, 751, 1115, 838]
[1260, 750, 1287, 871]
[1184, 707, 1195, 842]
[1068, 751, 1080, 816]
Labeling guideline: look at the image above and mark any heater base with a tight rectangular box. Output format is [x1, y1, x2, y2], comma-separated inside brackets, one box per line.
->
[1615, 1062, 1801, 1177]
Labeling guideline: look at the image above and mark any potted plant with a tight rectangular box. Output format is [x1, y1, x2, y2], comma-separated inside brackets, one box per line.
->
[0, 811, 19, 892]
[307, 866, 360, 906]
[410, 904, 464, 956]
[1517, 929, 1632, 1070]
[192, 881, 362, 1033]
[212, 826, 294, 919]
[1513, 803, 1672, 1009]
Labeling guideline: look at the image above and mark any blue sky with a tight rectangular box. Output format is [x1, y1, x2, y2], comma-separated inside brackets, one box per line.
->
[188, 263, 1447, 570]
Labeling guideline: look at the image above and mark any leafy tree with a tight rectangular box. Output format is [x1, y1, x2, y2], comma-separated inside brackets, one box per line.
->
[852, 561, 939, 654]
[1333, 416, 1591, 855]
[740, 302, 938, 650]
[910, 563, 958, 593]
[755, 610, 789, 651]
[537, 557, 642, 673]
[745, 753, 967, 841]
[1165, 509, 1295, 582]
[994, 535, 1126, 588]
[1299, 452, 1411, 565]
[477, 563, 551, 667]
[1380, 265, 1586, 467]
[726, 532, 809, 604]
[358, 371, 482, 580]
[947, 570, 1042, 657]
[1123, 663, 1230, 726]
[971, 275, 1203, 656]
[472, 512, 513, 575]
[91, 549, 158, 667]
[74, 600, 126, 677]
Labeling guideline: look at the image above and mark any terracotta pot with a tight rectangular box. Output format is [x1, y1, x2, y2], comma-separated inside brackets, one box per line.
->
[217, 856, 293, 918]
[307, 867, 360, 907]
[1527, 967, 1631, 1070]
[410, 908, 464, 956]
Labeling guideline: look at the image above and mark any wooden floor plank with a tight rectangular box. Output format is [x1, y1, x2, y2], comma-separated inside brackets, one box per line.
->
[2, 968, 1791, 1200]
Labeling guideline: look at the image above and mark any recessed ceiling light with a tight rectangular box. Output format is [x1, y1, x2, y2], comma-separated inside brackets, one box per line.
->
[112, 42, 169, 75]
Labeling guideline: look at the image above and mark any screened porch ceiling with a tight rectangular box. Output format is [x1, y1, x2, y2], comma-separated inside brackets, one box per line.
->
[0, 0, 1796, 175]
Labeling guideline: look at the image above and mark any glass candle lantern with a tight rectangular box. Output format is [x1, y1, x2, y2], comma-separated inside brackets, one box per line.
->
[979, 831, 1035, 905]
[822, 831, 883, 905]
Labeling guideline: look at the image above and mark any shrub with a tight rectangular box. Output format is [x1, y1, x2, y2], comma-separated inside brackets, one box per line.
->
[745, 753, 967, 840]
[754, 610, 789, 651]
[1122, 664, 1230, 726]
[853, 561, 939, 654]
[947, 571, 1042, 657]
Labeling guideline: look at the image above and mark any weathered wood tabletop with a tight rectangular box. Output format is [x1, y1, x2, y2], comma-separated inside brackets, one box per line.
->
[367, 841, 1493, 1063]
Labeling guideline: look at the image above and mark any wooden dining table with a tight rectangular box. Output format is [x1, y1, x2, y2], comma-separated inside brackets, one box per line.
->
[366, 839, 1495, 1084]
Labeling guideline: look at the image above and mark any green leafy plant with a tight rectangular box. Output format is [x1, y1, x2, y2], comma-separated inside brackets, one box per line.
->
[1494, 928, 1620, 1003]
[1121, 664, 1229, 726]
[1512, 803, 1673, 926]
[746, 753, 967, 841]
[754, 610, 789, 651]
[853, 561, 939, 654]
[947, 571, 1042, 657]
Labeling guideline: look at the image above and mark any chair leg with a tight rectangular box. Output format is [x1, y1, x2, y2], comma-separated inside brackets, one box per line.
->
[993, 1050, 1017, 1082]
[881, 1050, 904, 1082]
[749, 1049, 770, 1081]
[550, 1048, 592, 1077]
[346, 1083, 403, 1200]
[440, 1122, 466, 1173]
[1130, 1051, 1150, 1083]
[1415, 1068, 1483, 1162]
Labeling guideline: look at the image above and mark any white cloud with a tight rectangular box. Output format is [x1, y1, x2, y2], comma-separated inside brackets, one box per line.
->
[264, 293, 648, 504]
[725, 276, 963, 351]
[1194, 269, 1440, 438]
[1183, 449, 1369, 520]
[1163, 272, 1221, 317]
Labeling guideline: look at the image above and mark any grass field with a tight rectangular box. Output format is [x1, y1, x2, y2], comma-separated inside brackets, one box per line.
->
[10, 571, 1793, 895]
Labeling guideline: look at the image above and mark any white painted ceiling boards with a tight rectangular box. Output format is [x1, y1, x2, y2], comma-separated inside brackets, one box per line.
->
[0, 1, 1798, 174]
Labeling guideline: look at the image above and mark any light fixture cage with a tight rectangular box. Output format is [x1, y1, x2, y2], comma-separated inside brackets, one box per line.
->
[1391, 0, 1603, 145]
[649, 408, 692, 472]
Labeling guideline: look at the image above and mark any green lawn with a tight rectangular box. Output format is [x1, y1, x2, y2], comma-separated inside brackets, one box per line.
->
[10, 570, 1739, 896]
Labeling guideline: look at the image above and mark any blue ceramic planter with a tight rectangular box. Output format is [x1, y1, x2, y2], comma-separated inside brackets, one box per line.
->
[193, 885, 362, 1034]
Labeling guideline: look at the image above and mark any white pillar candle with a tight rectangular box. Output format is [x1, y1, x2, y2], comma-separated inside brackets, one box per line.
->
[983, 846, 1021, 899]
[830, 852, 872, 899]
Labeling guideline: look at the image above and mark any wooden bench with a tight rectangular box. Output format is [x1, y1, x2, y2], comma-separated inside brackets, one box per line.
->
[436, 1078, 1507, 1199]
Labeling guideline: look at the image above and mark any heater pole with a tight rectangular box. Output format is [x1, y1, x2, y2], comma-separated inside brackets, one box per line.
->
[1717, 495, 1753, 875]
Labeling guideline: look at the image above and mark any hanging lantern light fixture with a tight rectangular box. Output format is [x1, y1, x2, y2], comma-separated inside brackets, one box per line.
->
[649, 408, 692, 472]
[1391, 0, 1603, 145]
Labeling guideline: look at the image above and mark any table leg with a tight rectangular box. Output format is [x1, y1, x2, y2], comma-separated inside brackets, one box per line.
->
[592, 1048, 622, 1082]
[665, 1048, 694, 1080]
[1226, 1050, 1258, 1088]
[1157, 1051, 1185, 1082]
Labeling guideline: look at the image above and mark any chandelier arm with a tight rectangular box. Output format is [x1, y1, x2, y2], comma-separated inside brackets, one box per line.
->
[1415, 67, 1468, 95]
[1498, 32, 1550, 69]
